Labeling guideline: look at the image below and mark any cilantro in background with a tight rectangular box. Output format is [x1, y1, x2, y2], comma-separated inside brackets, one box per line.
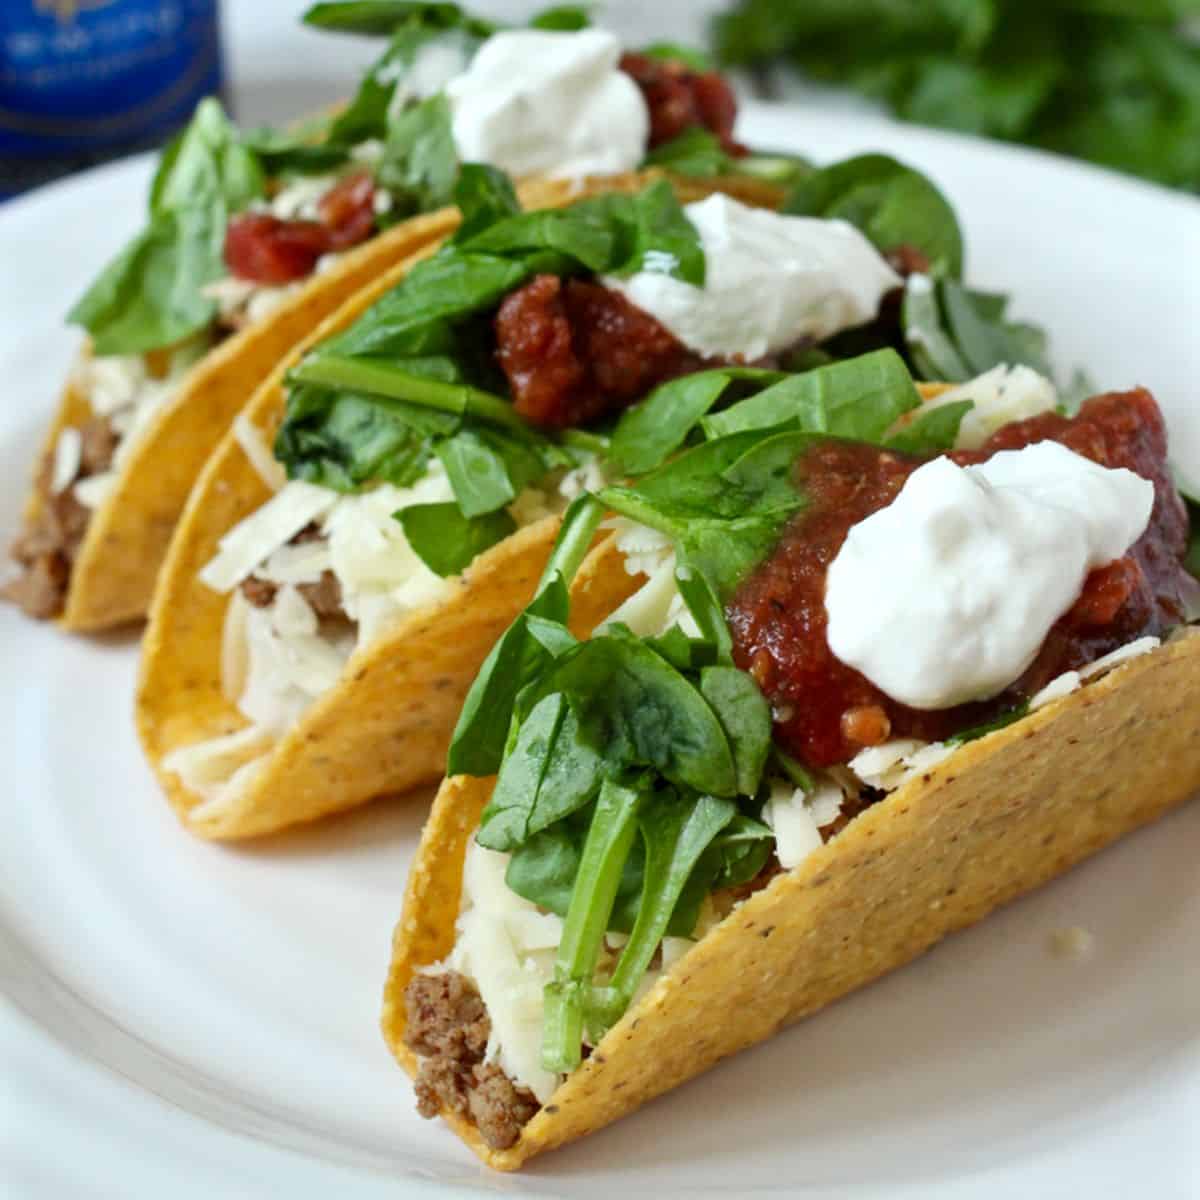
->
[714, 2, 1200, 190]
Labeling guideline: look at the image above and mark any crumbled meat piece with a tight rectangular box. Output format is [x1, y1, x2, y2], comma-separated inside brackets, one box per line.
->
[239, 576, 277, 608]
[494, 274, 707, 429]
[1, 545, 70, 620]
[297, 571, 344, 620]
[468, 1063, 540, 1151]
[237, 523, 346, 619]
[404, 970, 541, 1151]
[79, 415, 118, 475]
[406, 971, 490, 1060]
[619, 52, 745, 155]
[3, 450, 97, 620]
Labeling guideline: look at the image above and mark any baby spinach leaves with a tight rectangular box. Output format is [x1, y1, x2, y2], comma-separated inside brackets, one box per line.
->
[784, 153, 964, 279]
[903, 275, 1051, 383]
[397, 502, 516, 576]
[68, 99, 261, 354]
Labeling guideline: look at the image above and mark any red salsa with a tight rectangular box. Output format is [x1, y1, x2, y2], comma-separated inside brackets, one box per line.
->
[727, 389, 1195, 768]
[224, 171, 377, 285]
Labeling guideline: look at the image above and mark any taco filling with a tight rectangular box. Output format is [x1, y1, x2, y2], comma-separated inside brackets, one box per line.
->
[163, 173, 911, 817]
[4, 8, 782, 622]
[396, 369, 1198, 1151]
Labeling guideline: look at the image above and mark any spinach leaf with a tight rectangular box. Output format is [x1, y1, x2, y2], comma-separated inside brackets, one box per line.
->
[645, 128, 812, 189]
[642, 42, 716, 71]
[673, 563, 733, 662]
[479, 693, 604, 851]
[451, 163, 521, 242]
[903, 275, 1052, 383]
[528, 5, 592, 30]
[784, 153, 964, 278]
[505, 807, 647, 932]
[699, 667, 772, 796]
[609, 179, 706, 285]
[69, 98, 261, 354]
[519, 627, 739, 797]
[239, 126, 352, 175]
[587, 791, 736, 1040]
[542, 777, 644, 1072]
[886, 398, 973, 453]
[448, 494, 607, 776]
[700, 348, 921, 441]
[377, 93, 459, 217]
[609, 371, 739, 475]
[275, 385, 456, 491]
[601, 429, 812, 596]
[398, 501, 516, 576]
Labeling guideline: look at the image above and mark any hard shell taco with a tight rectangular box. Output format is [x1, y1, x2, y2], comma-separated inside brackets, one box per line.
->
[4, 4, 795, 630]
[133, 147, 975, 840]
[381, 362, 1200, 1167]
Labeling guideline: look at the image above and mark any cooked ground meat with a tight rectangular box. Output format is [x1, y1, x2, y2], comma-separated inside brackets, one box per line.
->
[3, 415, 118, 620]
[239, 576, 278, 608]
[619, 52, 745, 155]
[494, 274, 708, 429]
[468, 1063, 540, 1150]
[78, 415, 118, 475]
[405, 970, 540, 1151]
[237, 523, 346, 619]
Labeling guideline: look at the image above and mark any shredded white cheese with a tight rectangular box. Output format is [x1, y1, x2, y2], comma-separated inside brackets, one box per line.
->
[905, 361, 1060, 452]
[67, 351, 193, 510]
[761, 779, 835, 869]
[232, 412, 287, 492]
[51, 427, 82, 494]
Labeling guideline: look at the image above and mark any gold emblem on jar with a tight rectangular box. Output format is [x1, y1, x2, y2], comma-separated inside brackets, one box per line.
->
[34, 0, 118, 22]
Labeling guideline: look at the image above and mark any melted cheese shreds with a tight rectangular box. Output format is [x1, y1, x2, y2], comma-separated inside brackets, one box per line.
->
[914, 362, 1059, 451]
[236, 596, 354, 733]
[1029, 671, 1081, 711]
[1079, 635, 1160, 679]
[161, 723, 274, 801]
[51, 428, 82, 493]
[762, 780, 826, 869]
[220, 589, 251, 704]
[444, 842, 564, 1103]
[848, 740, 954, 792]
[73, 472, 117, 510]
[601, 555, 679, 637]
[234, 412, 287, 492]
[200, 481, 337, 593]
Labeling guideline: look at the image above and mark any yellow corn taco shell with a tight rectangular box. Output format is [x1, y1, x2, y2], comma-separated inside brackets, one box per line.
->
[23, 165, 782, 634]
[381, 561, 1200, 1167]
[135, 171, 781, 841]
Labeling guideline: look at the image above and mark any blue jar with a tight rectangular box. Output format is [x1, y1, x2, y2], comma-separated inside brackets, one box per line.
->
[0, 1, 224, 200]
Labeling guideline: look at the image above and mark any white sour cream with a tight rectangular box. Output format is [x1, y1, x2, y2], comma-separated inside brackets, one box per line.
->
[445, 29, 649, 180]
[603, 194, 901, 361]
[825, 441, 1155, 710]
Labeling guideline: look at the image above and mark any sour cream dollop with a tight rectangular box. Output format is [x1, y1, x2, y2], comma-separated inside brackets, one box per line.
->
[824, 441, 1155, 710]
[445, 29, 649, 179]
[603, 194, 901, 360]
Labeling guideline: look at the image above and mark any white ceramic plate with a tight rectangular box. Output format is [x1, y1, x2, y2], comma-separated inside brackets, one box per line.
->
[2, 104, 1199, 1200]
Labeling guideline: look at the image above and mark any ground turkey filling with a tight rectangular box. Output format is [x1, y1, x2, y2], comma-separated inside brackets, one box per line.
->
[3, 416, 117, 619]
[406, 972, 540, 1152]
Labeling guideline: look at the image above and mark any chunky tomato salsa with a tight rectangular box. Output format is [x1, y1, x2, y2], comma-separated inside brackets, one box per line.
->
[728, 389, 1195, 767]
